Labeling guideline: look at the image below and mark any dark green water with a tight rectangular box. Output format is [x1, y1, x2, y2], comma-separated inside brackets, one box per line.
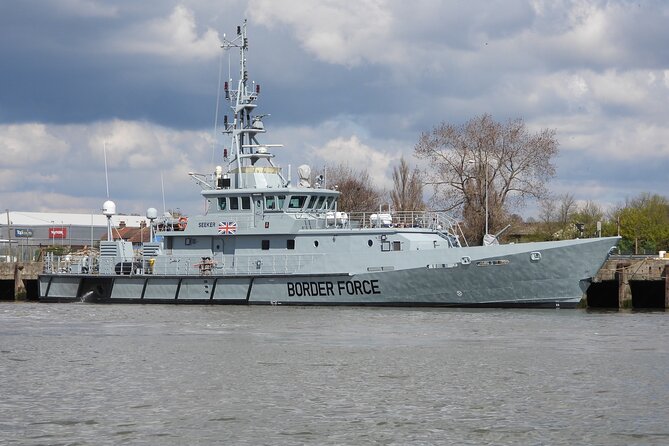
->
[1, 303, 668, 445]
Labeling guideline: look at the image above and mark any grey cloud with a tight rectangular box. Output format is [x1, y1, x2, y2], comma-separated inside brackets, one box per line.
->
[0, 0, 667, 215]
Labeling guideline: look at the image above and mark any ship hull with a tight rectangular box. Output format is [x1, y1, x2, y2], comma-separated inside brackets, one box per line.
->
[38, 237, 617, 308]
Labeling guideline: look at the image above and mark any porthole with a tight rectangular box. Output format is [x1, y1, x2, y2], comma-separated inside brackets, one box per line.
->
[314, 240, 319, 247]
[368, 239, 373, 247]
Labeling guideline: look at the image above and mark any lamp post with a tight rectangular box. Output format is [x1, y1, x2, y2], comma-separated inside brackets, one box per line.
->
[484, 160, 488, 235]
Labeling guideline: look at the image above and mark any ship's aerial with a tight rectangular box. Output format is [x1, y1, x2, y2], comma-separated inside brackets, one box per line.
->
[40, 21, 620, 307]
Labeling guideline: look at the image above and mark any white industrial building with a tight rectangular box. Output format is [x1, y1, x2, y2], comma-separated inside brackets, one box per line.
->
[1, 211, 151, 261]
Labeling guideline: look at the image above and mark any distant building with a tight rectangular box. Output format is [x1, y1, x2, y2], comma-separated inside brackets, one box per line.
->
[101, 222, 153, 249]
[0, 211, 151, 260]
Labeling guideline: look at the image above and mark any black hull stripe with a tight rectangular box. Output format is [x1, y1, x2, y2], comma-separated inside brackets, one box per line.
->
[39, 297, 576, 309]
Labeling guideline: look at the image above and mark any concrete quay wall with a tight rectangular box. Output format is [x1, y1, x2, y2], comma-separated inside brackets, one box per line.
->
[0, 262, 43, 301]
[589, 257, 669, 309]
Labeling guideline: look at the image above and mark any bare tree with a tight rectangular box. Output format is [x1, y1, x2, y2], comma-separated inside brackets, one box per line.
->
[558, 193, 576, 229]
[414, 114, 558, 244]
[538, 193, 577, 240]
[323, 164, 383, 212]
[391, 157, 424, 211]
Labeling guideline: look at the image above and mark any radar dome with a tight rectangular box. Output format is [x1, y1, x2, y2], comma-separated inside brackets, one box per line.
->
[102, 200, 116, 217]
[146, 207, 158, 220]
[298, 164, 311, 188]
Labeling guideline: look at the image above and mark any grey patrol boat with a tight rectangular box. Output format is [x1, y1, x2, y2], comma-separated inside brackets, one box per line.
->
[39, 22, 619, 308]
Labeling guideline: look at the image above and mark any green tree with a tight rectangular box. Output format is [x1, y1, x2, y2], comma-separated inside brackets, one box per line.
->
[612, 193, 669, 254]
[571, 200, 605, 237]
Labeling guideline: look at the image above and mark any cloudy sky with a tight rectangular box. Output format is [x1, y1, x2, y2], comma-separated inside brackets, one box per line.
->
[1, 0, 667, 218]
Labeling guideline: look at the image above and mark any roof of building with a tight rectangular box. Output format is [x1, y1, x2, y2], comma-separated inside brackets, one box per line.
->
[102, 225, 152, 243]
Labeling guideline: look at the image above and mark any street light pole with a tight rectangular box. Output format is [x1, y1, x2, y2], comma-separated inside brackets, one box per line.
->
[485, 158, 489, 235]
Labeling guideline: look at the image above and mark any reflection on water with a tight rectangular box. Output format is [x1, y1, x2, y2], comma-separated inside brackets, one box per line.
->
[1, 303, 668, 445]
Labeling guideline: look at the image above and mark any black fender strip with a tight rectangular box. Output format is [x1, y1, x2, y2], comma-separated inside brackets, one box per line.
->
[245, 277, 254, 303]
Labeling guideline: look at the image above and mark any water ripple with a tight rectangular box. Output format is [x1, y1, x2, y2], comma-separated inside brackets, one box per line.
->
[1, 303, 668, 445]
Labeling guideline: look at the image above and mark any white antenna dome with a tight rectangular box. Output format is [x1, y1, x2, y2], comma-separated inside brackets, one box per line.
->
[146, 207, 158, 220]
[102, 200, 116, 217]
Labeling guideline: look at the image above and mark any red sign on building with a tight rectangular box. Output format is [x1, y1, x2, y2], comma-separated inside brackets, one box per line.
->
[49, 227, 68, 239]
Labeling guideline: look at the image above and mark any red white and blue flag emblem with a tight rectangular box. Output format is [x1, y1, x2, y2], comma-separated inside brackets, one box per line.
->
[218, 221, 237, 234]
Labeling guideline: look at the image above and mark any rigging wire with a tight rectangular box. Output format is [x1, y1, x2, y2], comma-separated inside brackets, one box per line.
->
[103, 141, 110, 199]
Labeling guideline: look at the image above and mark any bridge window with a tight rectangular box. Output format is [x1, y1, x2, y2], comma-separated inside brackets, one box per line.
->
[287, 239, 295, 250]
[315, 196, 325, 209]
[229, 197, 239, 210]
[288, 195, 307, 210]
[307, 196, 319, 210]
[218, 198, 227, 210]
[262, 240, 270, 250]
[265, 196, 275, 210]
[241, 196, 251, 210]
[277, 195, 286, 209]
[325, 196, 334, 209]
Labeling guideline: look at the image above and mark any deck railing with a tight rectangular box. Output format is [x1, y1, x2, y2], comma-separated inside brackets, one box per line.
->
[42, 210, 467, 276]
[44, 251, 329, 277]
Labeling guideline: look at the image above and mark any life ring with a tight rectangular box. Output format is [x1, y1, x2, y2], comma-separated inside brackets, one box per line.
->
[178, 217, 188, 230]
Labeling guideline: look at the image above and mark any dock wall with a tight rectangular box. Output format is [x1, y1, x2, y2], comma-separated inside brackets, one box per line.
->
[587, 257, 668, 309]
[0, 262, 42, 301]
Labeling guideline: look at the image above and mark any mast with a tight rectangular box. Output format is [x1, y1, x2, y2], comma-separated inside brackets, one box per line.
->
[219, 21, 285, 189]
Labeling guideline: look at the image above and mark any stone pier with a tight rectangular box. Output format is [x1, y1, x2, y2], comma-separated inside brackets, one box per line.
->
[588, 257, 669, 309]
[0, 262, 43, 301]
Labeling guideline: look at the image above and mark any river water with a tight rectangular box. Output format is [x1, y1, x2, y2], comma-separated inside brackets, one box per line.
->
[1, 303, 667, 445]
